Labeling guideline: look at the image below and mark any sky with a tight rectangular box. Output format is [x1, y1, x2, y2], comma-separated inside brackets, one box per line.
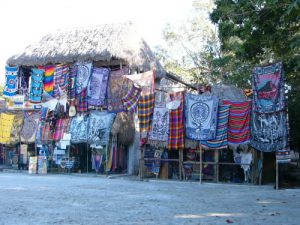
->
[0, 0, 194, 84]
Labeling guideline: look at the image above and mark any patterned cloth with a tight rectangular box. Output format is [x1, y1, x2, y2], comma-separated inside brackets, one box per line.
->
[3, 65, 19, 97]
[40, 122, 53, 144]
[148, 107, 169, 147]
[53, 118, 70, 141]
[224, 100, 251, 146]
[185, 93, 218, 141]
[76, 89, 88, 112]
[138, 93, 155, 135]
[168, 92, 185, 150]
[54, 64, 69, 98]
[125, 70, 155, 95]
[201, 105, 229, 150]
[20, 112, 40, 143]
[122, 84, 141, 112]
[252, 62, 285, 113]
[0, 113, 15, 144]
[10, 113, 24, 145]
[70, 115, 89, 143]
[107, 67, 133, 112]
[43, 65, 55, 97]
[251, 111, 288, 152]
[276, 148, 291, 163]
[68, 65, 77, 101]
[29, 68, 44, 103]
[36, 107, 49, 145]
[88, 111, 115, 145]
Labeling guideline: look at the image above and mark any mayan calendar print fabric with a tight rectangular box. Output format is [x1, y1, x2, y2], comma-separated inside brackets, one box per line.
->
[201, 104, 229, 150]
[251, 111, 288, 152]
[125, 70, 155, 95]
[3, 65, 19, 97]
[88, 67, 110, 106]
[252, 62, 285, 113]
[138, 93, 155, 135]
[148, 107, 169, 146]
[168, 92, 185, 150]
[70, 115, 89, 143]
[87, 111, 115, 145]
[185, 93, 218, 141]
[53, 64, 69, 98]
[20, 112, 40, 143]
[223, 100, 251, 146]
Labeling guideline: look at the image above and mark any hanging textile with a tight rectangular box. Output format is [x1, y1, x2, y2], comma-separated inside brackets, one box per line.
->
[224, 100, 251, 146]
[201, 104, 229, 150]
[122, 84, 141, 112]
[69, 115, 89, 143]
[20, 111, 40, 143]
[10, 113, 24, 145]
[125, 70, 155, 95]
[276, 148, 291, 163]
[29, 68, 44, 103]
[138, 93, 155, 138]
[53, 64, 69, 98]
[0, 113, 15, 144]
[87, 111, 115, 146]
[168, 92, 185, 150]
[36, 107, 51, 145]
[107, 67, 133, 112]
[3, 65, 19, 97]
[88, 67, 110, 107]
[19, 67, 30, 101]
[185, 93, 218, 141]
[75, 62, 92, 112]
[68, 65, 77, 102]
[233, 150, 253, 182]
[251, 111, 288, 152]
[148, 107, 169, 147]
[252, 62, 285, 113]
[43, 65, 55, 97]
[53, 118, 70, 141]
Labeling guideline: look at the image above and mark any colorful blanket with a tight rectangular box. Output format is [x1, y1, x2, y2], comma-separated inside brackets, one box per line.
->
[107, 67, 133, 112]
[0, 113, 15, 144]
[42, 65, 55, 97]
[125, 70, 155, 95]
[54, 64, 69, 98]
[252, 62, 285, 113]
[29, 68, 44, 103]
[76, 89, 88, 112]
[122, 84, 141, 112]
[20, 112, 40, 143]
[251, 111, 288, 152]
[276, 148, 291, 163]
[224, 100, 251, 146]
[168, 92, 185, 150]
[148, 106, 169, 147]
[185, 93, 218, 141]
[201, 104, 229, 150]
[138, 93, 155, 136]
[88, 111, 115, 145]
[88, 67, 110, 106]
[70, 115, 89, 143]
[53, 118, 70, 141]
[3, 65, 19, 97]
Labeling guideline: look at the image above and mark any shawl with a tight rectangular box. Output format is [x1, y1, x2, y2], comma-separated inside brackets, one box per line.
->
[224, 100, 251, 147]
[122, 84, 141, 112]
[138, 93, 155, 136]
[43, 65, 55, 97]
[125, 70, 155, 95]
[54, 64, 69, 98]
[20, 111, 40, 143]
[276, 148, 291, 163]
[3, 65, 18, 97]
[107, 67, 133, 112]
[185, 93, 218, 141]
[201, 104, 229, 150]
[53, 118, 70, 141]
[10, 113, 24, 145]
[29, 68, 44, 103]
[251, 111, 288, 152]
[148, 107, 169, 147]
[70, 115, 89, 143]
[252, 62, 285, 113]
[76, 89, 88, 112]
[0, 113, 15, 144]
[68, 65, 77, 101]
[168, 92, 185, 150]
[75, 62, 92, 95]
[87, 111, 115, 145]
[88, 67, 110, 107]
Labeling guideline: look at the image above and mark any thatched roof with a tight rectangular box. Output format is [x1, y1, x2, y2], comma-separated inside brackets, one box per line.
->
[7, 22, 164, 75]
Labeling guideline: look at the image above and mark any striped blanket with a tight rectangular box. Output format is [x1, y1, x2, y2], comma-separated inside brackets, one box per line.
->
[3, 65, 19, 97]
[201, 104, 229, 150]
[122, 84, 141, 112]
[43, 65, 55, 97]
[54, 64, 69, 98]
[138, 93, 155, 136]
[224, 100, 251, 146]
[168, 92, 185, 150]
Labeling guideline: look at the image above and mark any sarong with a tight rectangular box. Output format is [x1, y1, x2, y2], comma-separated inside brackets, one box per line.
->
[138, 93, 155, 136]
[70, 115, 89, 143]
[3, 65, 18, 97]
[20, 112, 40, 143]
[54, 64, 69, 98]
[53, 118, 70, 141]
[0, 113, 15, 144]
[10, 113, 24, 145]
[43, 65, 55, 97]
[122, 84, 141, 112]
[29, 68, 44, 103]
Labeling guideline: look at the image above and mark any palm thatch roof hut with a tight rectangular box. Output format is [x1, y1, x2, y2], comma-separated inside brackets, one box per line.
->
[7, 22, 164, 77]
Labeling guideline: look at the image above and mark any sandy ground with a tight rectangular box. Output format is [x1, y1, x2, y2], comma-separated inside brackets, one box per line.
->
[0, 173, 299, 225]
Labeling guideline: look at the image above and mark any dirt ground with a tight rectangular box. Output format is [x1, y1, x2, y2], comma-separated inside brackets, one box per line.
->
[0, 173, 299, 225]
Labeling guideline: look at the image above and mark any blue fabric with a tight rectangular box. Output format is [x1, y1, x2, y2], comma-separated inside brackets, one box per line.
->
[3, 65, 19, 97]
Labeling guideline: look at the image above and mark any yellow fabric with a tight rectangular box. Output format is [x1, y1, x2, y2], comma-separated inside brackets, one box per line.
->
[0, 113, 15, 144]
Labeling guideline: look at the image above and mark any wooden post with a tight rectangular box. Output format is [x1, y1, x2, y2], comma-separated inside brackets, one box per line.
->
[179, 149, 183, 180]
[259, 151, 263, 185]
[199, 143, 202, 184]
[139, 146, 144, 180]
[276, 159, 279, 190]
[216, 150, 219, 183]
